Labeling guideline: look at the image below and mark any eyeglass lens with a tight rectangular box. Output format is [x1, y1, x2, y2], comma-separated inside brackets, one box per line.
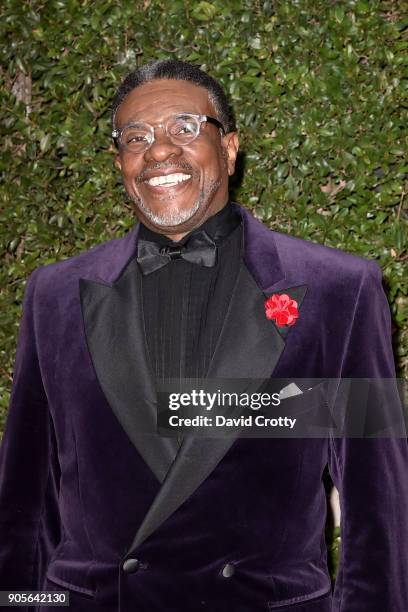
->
[120, 115, 201, 152]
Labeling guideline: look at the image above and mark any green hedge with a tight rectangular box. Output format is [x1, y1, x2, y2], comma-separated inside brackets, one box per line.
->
[1, 0, 407, 426]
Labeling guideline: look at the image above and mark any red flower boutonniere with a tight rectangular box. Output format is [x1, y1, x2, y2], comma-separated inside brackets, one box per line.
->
[264, 293, 299, 327]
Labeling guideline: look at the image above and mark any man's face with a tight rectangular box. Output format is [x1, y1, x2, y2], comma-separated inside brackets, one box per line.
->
[114, 79, 239, 238]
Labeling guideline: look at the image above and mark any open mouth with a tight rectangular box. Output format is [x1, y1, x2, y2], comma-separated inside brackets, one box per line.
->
[144, 172, 192, 188]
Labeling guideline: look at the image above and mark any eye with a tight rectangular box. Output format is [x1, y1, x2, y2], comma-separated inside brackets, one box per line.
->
[120, 124, 151, 149]
[174, 121, 196, 135]
[168, 116, 199, 140]
[125, 131, 149, 144]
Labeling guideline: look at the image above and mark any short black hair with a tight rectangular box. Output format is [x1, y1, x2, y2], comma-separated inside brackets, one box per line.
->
[111, 59, 235, 133]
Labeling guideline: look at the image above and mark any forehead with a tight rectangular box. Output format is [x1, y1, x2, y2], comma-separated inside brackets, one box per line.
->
[115, 79, 215, 126]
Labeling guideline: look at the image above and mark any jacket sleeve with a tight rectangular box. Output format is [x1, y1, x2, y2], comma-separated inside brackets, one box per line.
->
[0, 269, 61, 590]
[328, 261, 408, 611]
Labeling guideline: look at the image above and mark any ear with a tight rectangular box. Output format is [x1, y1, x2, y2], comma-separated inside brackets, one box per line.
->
[221, 132, 239, 176]
[114, 154, 122, 171]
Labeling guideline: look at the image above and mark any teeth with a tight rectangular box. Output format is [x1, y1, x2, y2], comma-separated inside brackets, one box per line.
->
[146, 173, 191, 187]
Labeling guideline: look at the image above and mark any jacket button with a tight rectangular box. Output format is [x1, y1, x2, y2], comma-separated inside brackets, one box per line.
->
[221, 563, 235, 578]
[122, 558, 140, 573]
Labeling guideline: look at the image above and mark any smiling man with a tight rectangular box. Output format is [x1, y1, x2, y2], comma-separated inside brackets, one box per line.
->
[0, 59, 407, 612]
[112, 76, 238, 236]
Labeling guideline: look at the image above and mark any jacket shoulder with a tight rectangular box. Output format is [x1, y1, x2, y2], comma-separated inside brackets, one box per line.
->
[237, 204, 381, 287]
[271, 229, 382, 284]
[28, 226, 138, 290]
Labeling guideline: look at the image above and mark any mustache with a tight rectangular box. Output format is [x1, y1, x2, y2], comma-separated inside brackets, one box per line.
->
[136, 161, 198, 183]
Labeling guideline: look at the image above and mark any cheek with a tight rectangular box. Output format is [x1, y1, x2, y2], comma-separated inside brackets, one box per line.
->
[120, 157, 142, 182]
[194, 148, 225, 179]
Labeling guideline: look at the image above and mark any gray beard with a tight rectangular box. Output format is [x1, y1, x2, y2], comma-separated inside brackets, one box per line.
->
[136, 191, 203, 226]
[131, 179, 222, 227]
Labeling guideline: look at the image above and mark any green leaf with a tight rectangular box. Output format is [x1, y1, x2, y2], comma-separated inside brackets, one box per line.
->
[191, 2, 218, 21]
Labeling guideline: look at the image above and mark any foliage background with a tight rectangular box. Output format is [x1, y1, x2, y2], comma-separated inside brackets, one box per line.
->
[1, 0, 407, 417]
[1, 0, 407, 406]
[0, 0, 407, 580]
[1, 5, 407, 409]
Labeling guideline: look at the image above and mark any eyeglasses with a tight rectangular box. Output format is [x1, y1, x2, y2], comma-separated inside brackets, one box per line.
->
[112, 113, 225, 153]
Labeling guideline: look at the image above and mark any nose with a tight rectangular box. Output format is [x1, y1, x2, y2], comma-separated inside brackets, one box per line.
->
[143, 127, 183, 163]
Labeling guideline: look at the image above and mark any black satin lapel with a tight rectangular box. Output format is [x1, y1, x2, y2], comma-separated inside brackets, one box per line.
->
[80, 257, 178, 483]
[127, 262, 287, 552]
[128, 433, 240, 551]
[206, 262, 285, 379]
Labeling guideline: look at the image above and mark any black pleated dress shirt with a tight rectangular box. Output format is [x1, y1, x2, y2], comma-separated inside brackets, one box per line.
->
[138, 202, 242, 382]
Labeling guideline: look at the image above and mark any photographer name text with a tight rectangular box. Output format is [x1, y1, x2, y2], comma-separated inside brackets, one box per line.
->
[168, 415, 297, 429]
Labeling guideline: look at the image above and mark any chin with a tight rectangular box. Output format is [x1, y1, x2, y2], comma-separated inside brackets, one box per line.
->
[133, 192, 206, 229]
[130, 177, 225, 231]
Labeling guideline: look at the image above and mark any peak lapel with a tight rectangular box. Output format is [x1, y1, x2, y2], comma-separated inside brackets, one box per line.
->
[80, 255, 179, 483]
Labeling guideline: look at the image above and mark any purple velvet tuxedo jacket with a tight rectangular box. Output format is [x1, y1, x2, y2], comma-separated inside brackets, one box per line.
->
[1, 203, 407, 612]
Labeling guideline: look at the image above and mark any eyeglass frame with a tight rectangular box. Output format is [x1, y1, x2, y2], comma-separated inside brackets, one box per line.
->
[111, 113, 225, 151]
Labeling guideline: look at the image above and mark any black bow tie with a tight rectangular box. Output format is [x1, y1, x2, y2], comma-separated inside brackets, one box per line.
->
[137, 230, 217, 275]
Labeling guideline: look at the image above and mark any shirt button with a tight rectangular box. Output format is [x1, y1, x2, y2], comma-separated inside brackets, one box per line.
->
[122, 558, 140, 573]
[221, 563, 235, 578]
